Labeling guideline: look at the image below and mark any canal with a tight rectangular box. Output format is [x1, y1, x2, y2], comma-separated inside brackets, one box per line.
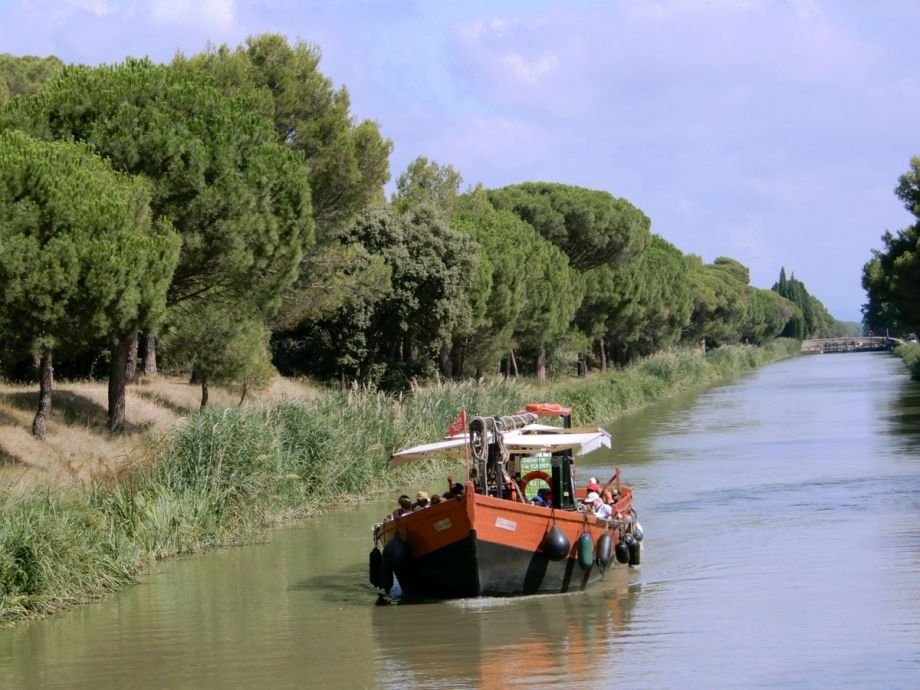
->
[2, 352, 919, 688]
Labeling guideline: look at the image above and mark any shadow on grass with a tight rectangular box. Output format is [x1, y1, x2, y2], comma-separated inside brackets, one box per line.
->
[133, 388, 196, 418]
[1, 390, 152, 435]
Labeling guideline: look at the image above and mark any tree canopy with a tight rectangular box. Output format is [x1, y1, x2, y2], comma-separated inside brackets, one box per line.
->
[488, 182, 650, 272]
[176, 34, 392, 238]
[0, 53, 64, 107]
[863, 156, 920, 334]
[0, 129, 179, 436]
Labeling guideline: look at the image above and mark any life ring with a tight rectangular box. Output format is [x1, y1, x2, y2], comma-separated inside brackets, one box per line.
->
[521, 470, 552, 500]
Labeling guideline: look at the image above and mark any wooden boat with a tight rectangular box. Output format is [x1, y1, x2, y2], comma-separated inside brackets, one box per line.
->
[370, 403, 642, 599]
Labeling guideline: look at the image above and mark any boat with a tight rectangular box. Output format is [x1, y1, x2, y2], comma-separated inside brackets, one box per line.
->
[369, 403, 642, 600]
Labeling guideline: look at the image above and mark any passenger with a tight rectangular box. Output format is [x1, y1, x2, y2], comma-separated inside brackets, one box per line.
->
[392, 495, 412, 519]
[591, 494, 613, 520]
[430, 494, 442, 505]
[586, 477, 601, 494]
[583, 490, 600, 508]
[531, 487, 553, 508]
[601, 488, 617, 506]
[448, 482, 465, 498]
[412, 491, 430, 511]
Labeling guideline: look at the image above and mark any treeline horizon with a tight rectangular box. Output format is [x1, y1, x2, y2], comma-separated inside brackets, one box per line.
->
[0, 37, 851, 440]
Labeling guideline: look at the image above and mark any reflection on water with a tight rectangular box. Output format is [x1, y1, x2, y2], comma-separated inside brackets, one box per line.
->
[370, 570, 635, 690]
[1, 352, 919, 689]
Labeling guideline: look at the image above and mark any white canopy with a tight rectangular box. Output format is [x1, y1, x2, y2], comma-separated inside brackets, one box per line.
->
[389, 425, 611, 468]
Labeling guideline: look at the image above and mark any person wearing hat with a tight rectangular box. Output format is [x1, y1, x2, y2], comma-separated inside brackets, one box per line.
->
[531, 487, 553, 508]
[591, 494, 613, 519]
[586, 477, 601, 493]
[412, 490, 430, 511]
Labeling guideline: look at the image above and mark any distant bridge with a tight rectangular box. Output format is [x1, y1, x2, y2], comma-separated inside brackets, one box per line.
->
[801, 336, 902, 354]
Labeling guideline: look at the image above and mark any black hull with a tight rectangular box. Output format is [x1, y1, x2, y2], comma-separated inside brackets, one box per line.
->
[393, 529, 606, 599]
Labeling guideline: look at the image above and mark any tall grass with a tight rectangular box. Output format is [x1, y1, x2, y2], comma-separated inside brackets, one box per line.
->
[894, 342, 920, 381]
[0, 341, 798, 625]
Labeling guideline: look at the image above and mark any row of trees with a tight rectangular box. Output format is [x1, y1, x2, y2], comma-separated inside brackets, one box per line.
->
[0, 36, 844, 440]
[862, 157, 920, 335]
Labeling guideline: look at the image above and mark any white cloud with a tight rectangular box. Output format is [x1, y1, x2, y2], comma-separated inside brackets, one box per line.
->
[501, 51, 558, 85]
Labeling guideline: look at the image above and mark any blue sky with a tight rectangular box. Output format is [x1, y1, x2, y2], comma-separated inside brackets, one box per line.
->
[2, 0, 919, 321]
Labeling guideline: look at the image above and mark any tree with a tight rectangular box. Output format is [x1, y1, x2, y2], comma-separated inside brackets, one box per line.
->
[488, 182, 650, 271]
[772, 268, 838, 338]
[162, 300, 275, 407]
[0, 130, 179, 438]
[176, 33, 392, 238]
[275, 205, 478, 388]
[448, 190, 538, 377]
[392, 156, 462, 215]
[681, 256, 748, 348]
[862, 157, 920, 333]
[3, 59, 313, 425]
[512, 239, 583, 382]
[0, 54, 64, 107]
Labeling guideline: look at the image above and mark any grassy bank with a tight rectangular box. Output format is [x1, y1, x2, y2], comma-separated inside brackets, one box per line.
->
[0, 340, 798, 625]
[894, 342, 920, 380]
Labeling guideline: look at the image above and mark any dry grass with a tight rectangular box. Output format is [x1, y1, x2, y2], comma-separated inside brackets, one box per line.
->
[0, 374, 320, 491]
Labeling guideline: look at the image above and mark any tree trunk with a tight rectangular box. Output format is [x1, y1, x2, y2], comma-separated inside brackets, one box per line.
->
[108, 334, 132, 433]
[142, 333, 158, 375]
[239, 382, 248, 406]
[439, 343, 453, 379]
[125, 332, 138, 383]
[510, 350, 519, 377]
[31, 350, 53, 441]
[200, 371, 209, 409]
[599, 337, 607, 371]
[535, 344, 546, 382]
[189, 368, 201, 385]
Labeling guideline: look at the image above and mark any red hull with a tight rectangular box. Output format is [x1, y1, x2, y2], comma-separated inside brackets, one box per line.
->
[375, 485, 638, 598]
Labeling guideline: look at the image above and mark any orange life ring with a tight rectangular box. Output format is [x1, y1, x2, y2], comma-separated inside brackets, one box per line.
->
[521, 470, 552, 500]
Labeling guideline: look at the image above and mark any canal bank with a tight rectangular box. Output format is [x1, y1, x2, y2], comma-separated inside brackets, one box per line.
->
[0, 341, 799, 627]
[2, 350, 918, 688]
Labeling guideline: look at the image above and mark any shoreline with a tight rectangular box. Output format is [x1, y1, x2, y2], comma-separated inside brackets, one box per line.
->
[0, 340, 800, 627]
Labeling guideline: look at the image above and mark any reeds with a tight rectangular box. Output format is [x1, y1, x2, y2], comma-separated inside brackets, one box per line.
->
[894, 342, 920, 381]
[0, 340, 798, 625]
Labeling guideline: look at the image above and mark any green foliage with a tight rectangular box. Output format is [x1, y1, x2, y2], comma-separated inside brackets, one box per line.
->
[2, 58, 313, 314]
[894, 343, 920, 381]
[275, 205, 478, 387]
[0, 130, 179, 358]
[578, 235, 691, 366]
[772, 267, 839, 338]
[0, 54, 64, 107]
[392, 156, 462, 215]
[862, 157, 920, 334]
[162, 300, 276, 399]
[682, 256, 748, 347]
[488, 182, 650, 271]
[448, 191, 559, 375]
[178, 34, 392, 237]
[0, 339, 799, 624]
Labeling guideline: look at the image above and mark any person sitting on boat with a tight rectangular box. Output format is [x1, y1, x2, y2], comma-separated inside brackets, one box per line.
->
[392, 495, 412, 519]
[531, 487, 553, 508]
[430, 494, 442, 505]
[586, 477, 601, 494]
[601, 487, 617, 506]
[590, 494, 613, 520]
[412, 491, 430, 511]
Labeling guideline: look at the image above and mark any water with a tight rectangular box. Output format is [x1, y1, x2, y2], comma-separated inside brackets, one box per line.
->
[2, 352, 919, 689]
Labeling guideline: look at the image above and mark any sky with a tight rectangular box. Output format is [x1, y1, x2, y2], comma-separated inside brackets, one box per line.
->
[2, 0, 919, 321]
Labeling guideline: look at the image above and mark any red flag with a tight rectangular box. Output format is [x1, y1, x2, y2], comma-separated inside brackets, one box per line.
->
[448, 408, 466, 437]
